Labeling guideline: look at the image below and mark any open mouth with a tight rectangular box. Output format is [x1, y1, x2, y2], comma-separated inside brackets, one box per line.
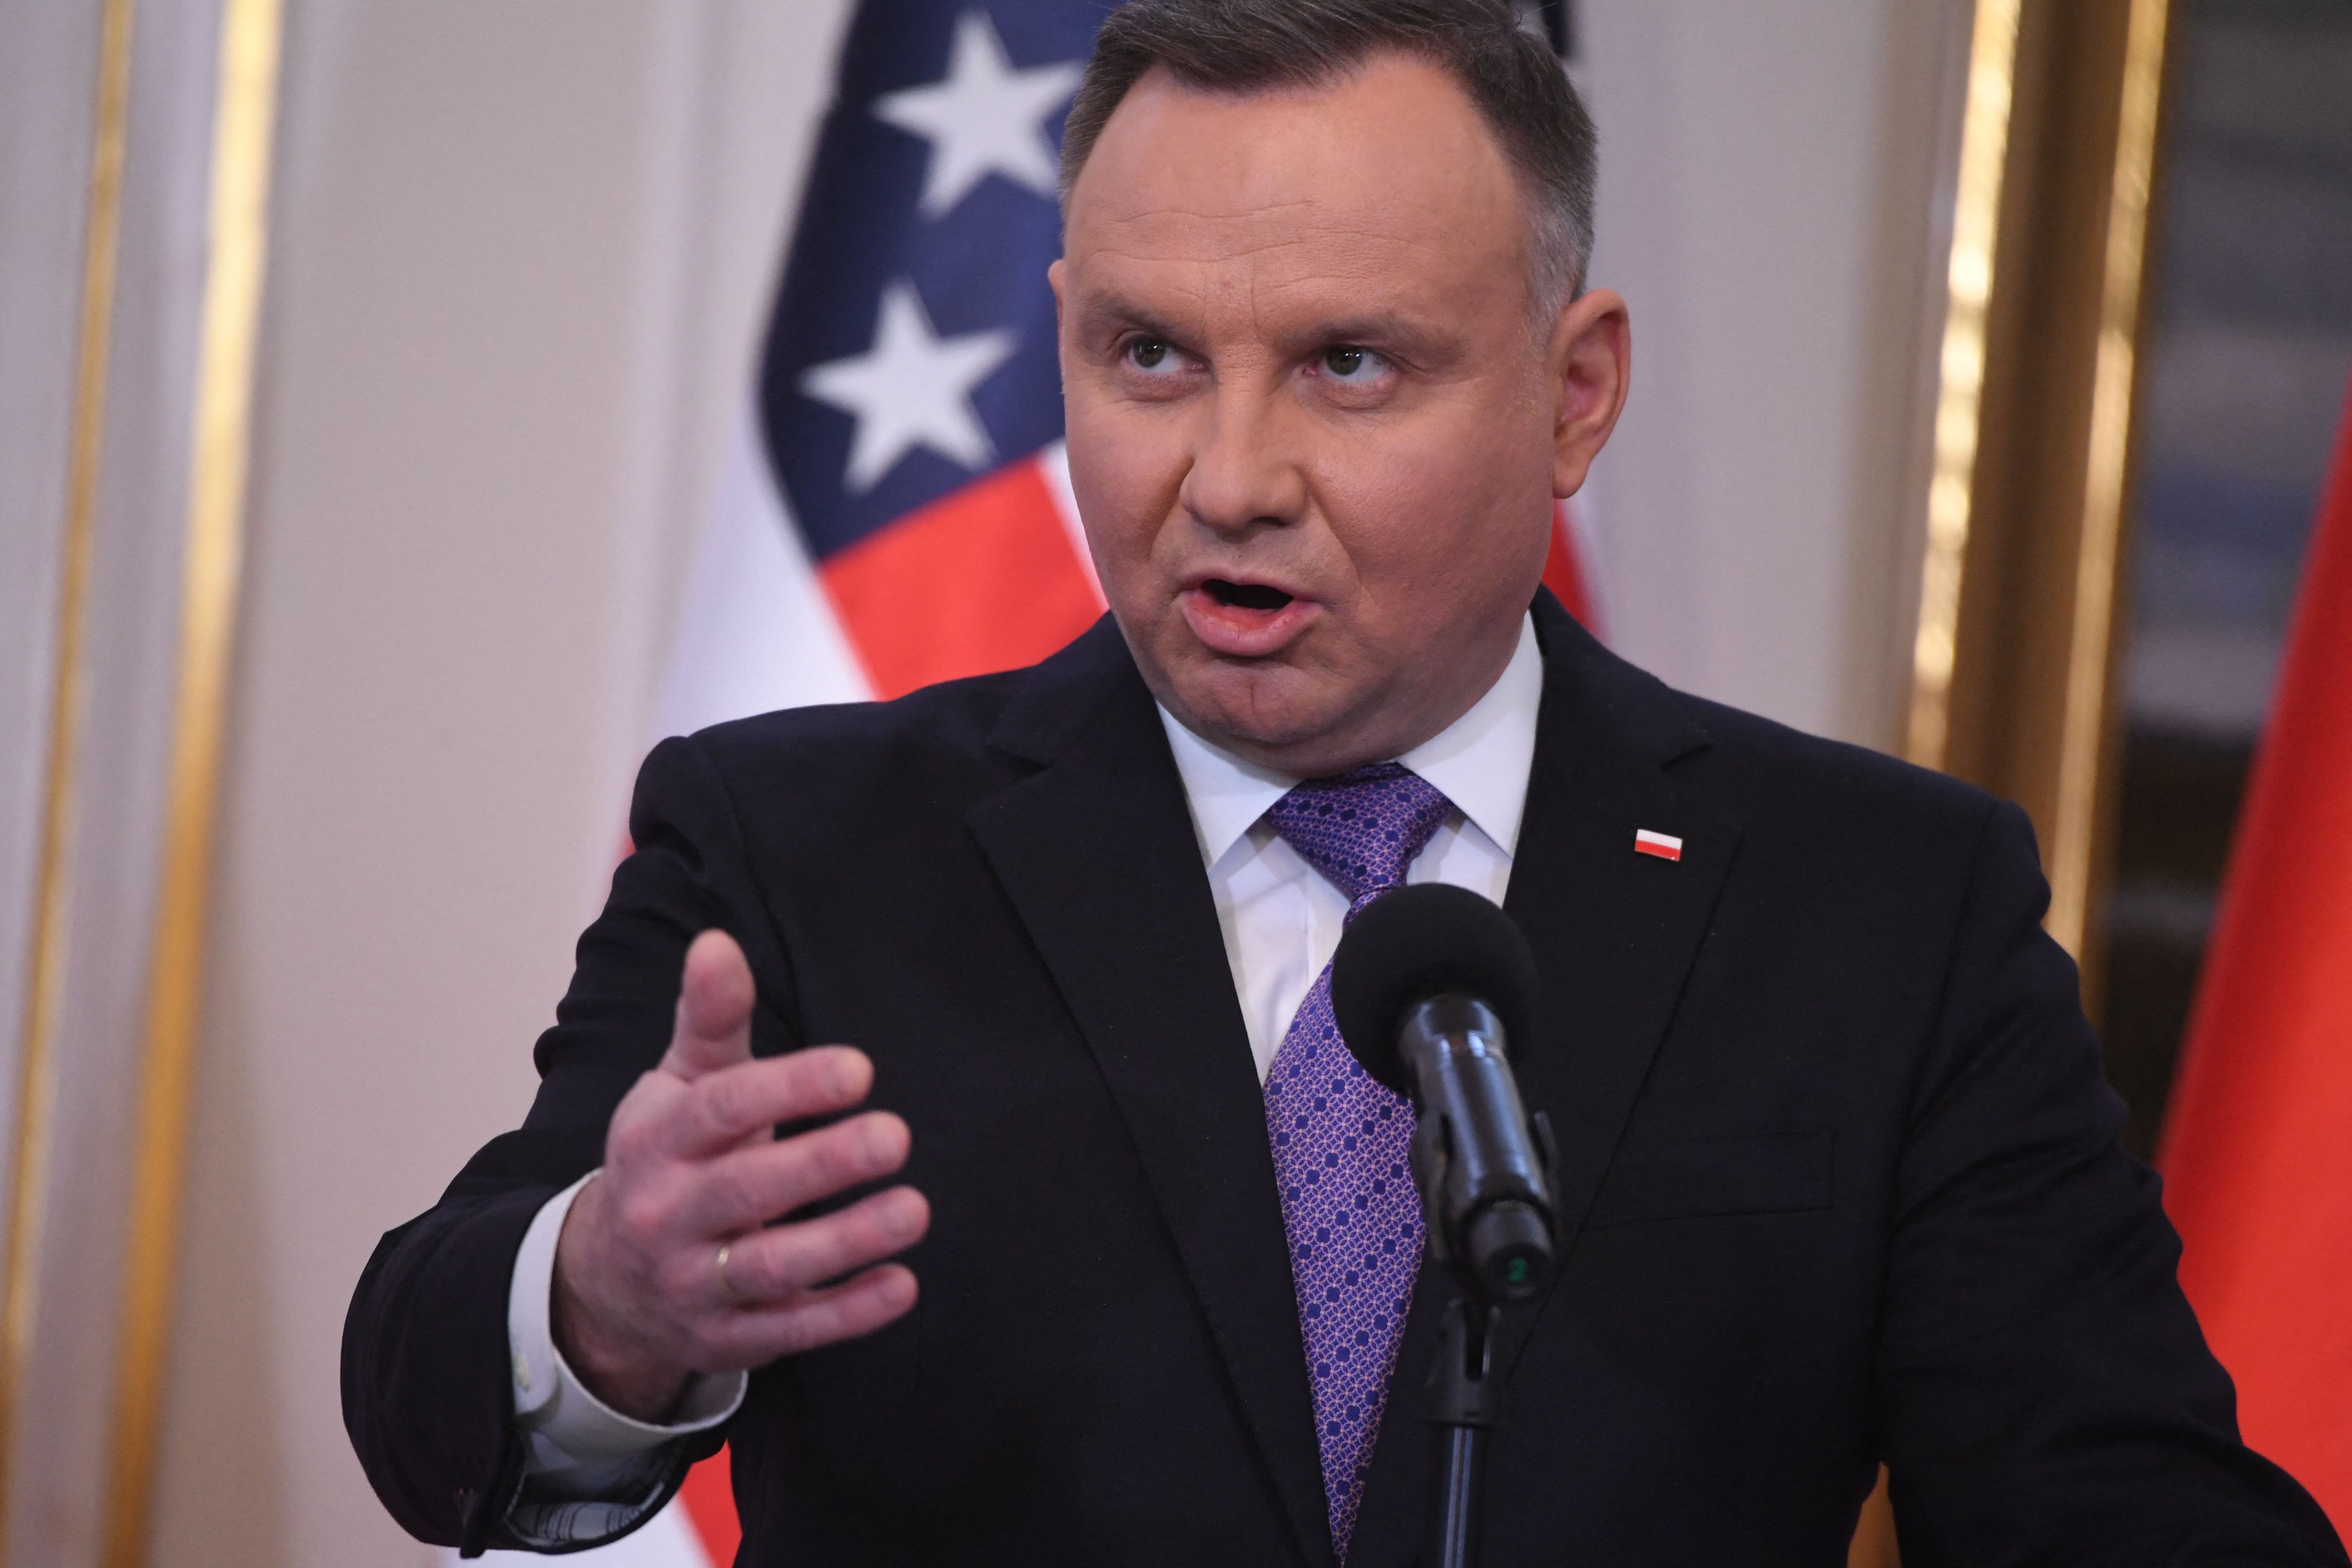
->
[1182, 576, 1315, 656]
[1203, 579, 1294, 612]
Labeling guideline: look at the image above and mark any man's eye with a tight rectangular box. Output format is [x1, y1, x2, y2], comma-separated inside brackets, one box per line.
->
[1128, 338, 1177, 372]
[1320, 345, 1385, 382]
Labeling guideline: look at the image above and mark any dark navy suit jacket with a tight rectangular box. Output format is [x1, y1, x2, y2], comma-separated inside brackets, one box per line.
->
[343, 593, 2344, 1565]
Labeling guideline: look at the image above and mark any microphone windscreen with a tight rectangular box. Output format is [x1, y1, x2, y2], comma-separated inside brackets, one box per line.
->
[1329, 884, 1541, 1094]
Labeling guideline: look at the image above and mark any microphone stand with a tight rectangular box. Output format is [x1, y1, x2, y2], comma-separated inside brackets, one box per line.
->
[1422, 1290, 1504, 1568]
[1372, 983, 1558, 1568]
[1410, 1094, 1557, 1568]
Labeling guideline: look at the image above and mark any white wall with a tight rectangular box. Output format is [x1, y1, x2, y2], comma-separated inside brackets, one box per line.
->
[149, 4, 849, 1563]
[1580, 0, 1965, 747]
[133, 3, 1961, 1562]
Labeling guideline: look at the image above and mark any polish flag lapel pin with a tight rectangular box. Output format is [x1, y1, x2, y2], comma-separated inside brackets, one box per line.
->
[1633, 828, 1684, 863]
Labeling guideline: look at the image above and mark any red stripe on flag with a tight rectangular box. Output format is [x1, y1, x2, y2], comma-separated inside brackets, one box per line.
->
[679, 1446, 741, 1564]
[819, 455, 1104, 700]
[1542, 501, 1598, 633]
[2160, 370, 2352, 1535]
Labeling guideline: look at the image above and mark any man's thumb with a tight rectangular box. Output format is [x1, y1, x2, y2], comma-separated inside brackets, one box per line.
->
[665, 928, 755, 1078]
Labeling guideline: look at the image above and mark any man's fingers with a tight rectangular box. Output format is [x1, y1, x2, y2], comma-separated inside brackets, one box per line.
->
[682, 1110, 910, 1233]
[663, 929, 757, 1080]
[656, 1048, 877, 1160]
[710, 1263, 921, 1364]
[699, 1185, 928, 1307]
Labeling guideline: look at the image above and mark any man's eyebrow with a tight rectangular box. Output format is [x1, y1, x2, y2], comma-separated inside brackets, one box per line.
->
[1072, 292, 1184, 342]
[1068, 292, 1457, 357]
[1296, 312, 1426, 346]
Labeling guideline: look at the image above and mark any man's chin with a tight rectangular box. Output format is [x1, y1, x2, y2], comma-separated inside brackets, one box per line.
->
[1158, 662, 1375, 771]
[1119, 611, 1394, 770]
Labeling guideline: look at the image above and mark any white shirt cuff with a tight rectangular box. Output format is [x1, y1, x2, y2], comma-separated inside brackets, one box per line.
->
[508, 1171, 747, 1469]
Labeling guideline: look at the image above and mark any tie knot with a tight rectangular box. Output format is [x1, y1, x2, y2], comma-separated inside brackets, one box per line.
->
[1265, 763, 1454, 909]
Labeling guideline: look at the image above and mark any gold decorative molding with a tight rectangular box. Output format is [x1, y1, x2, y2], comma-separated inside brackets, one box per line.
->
[1906, 0, 2025, 770]
[0, 0, 139, 1535]
[2044, 0, 2171, 956]
[1900, 0, 2175, 984]
[100, 0, 285, 1560]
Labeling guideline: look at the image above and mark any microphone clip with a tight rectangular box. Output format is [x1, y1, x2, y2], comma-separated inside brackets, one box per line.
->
[1397, 995, 1562, 1307]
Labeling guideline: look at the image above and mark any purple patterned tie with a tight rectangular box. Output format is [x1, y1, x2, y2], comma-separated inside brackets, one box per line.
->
[1263, 763, 1455, 1560]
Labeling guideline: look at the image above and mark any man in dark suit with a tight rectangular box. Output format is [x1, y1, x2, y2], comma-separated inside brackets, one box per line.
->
[343, 1, 2347, 1562]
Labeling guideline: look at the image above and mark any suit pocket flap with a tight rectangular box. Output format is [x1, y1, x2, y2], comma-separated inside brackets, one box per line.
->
[1584, 1129, 1835, 1228]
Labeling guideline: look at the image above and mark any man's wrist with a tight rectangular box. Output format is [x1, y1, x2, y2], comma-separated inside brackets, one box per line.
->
[550, 1175, 700, 1421]
[549, 1284, 696, 1421]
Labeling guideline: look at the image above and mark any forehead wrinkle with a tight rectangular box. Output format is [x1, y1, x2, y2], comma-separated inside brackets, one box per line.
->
[1085, 186, 1509, 294]
[1096, 196, 1461, 254]
[1083, 221, 1473, 315]
[1092, 205, 1356, 272]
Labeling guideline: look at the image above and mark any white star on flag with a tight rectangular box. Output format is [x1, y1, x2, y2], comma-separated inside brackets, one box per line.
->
[800, 281, 1018, 493]
[873, 10, 1083, 218]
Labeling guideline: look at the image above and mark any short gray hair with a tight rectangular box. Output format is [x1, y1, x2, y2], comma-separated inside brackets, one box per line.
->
[1059, 0, 1598, 312]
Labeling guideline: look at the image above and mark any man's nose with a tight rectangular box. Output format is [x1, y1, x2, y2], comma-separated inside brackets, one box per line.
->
[1178, 389, 1307, 535]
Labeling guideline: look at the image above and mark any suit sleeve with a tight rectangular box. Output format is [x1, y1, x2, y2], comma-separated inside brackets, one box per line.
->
[1875, 802, 2346, 1566]
[341, 734, 803, 1551]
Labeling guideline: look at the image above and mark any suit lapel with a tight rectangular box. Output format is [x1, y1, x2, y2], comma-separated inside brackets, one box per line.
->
[1503, 606, 1743, 1257]
[966, 622, 1334, 1568]
[1348, 598, 1744, 1564]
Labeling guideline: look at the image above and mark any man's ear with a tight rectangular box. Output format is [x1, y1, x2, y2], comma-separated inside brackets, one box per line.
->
[1549, 288, 1631, 499]
[1048, 257, 1067, 318]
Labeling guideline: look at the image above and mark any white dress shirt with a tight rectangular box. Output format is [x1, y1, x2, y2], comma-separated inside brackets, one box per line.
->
[504, 614, 1546, 1519]
[1161, 614, 1541, 1082]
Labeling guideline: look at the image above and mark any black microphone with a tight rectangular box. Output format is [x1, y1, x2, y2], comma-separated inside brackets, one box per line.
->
[1330, 884, 1557, 1304]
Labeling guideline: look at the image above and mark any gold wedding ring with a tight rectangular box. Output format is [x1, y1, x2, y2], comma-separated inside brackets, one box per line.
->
[715, 1239, 748, 1304]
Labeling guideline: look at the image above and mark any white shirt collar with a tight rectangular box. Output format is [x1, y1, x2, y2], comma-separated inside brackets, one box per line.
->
[1158, 613, 1545, 868]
